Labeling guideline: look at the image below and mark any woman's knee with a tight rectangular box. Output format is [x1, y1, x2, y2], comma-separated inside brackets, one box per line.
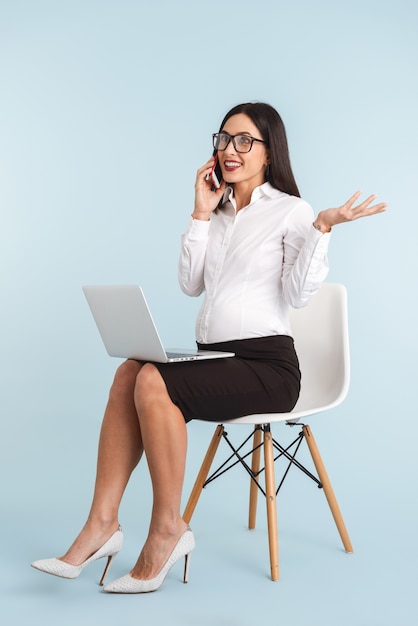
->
[134, 363, 167, 406]
[109, 359, 142, 400]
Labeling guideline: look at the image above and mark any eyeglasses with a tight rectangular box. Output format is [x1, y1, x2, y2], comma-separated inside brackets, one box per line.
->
[212, 132, 266, 154]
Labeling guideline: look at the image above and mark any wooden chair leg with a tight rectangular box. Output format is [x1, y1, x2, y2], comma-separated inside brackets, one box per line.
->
[248, 427, 263, 530]
[264, 426, 279, 581]
[183, 424, 224, 524]
[302, 424, 353, 553]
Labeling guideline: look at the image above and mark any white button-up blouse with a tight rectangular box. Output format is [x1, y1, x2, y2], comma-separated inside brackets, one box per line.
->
[178, 182, 331, 344]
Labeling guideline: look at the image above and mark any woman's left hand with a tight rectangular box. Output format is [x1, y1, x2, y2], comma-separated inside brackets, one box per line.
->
[314, 191, 387, 232]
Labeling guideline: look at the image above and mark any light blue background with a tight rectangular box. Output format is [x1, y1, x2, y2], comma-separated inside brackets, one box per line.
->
[1, 1, 417, 625]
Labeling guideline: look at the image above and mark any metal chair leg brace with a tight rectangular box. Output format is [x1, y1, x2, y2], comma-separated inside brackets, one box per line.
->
[201, 423, 322, 498]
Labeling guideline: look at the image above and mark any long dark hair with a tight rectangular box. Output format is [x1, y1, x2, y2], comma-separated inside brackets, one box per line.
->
[218, 102, 300, 197]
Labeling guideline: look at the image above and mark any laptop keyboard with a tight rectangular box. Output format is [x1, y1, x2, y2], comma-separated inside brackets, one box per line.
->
[165, 351, 194, 359]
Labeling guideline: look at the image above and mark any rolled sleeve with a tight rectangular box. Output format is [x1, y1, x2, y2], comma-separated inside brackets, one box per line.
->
[178, 218, 211, 296]
[282, 209, 331, 308]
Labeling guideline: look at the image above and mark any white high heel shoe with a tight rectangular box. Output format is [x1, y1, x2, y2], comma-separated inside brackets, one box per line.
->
[103, 528, 195, 594]
[31, 526, 123, 586]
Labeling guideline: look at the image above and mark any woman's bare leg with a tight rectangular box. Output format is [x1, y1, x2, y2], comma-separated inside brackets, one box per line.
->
[129, 363, 189, 580]
[60, 359, 145, 565]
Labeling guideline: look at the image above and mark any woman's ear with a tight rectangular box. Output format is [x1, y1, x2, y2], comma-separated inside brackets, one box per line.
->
[265, 149, 271, 165]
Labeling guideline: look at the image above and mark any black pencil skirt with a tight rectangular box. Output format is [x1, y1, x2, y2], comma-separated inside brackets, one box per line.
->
[153, 335, 301, 423]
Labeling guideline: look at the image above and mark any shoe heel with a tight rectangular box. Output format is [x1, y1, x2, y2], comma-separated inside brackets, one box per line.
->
[99, 555, 114, 586]
[183, 553, 191, 584]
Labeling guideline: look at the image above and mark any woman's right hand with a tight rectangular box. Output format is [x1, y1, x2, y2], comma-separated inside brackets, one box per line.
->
[192, 157, 226, 221]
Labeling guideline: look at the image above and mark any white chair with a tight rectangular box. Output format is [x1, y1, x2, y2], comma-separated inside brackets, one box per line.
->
[183, 283, 353, 580]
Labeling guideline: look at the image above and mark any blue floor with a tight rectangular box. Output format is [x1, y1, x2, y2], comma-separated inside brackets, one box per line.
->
[2, 413, 416, 626]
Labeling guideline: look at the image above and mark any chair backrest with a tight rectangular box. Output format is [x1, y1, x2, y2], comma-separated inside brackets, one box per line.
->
[289, 282, 350, 417]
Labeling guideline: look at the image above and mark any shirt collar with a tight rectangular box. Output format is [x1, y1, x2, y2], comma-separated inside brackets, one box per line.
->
[222, 182, 284, 207]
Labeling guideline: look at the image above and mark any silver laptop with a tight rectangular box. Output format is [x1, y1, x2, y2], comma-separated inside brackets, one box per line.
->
[82, 285, 235, 363]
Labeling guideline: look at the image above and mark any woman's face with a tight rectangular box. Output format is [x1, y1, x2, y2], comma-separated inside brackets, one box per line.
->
[218, 113, 269, 189]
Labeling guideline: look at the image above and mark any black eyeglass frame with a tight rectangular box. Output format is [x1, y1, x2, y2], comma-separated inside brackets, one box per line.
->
[212, 132, 266, 153]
